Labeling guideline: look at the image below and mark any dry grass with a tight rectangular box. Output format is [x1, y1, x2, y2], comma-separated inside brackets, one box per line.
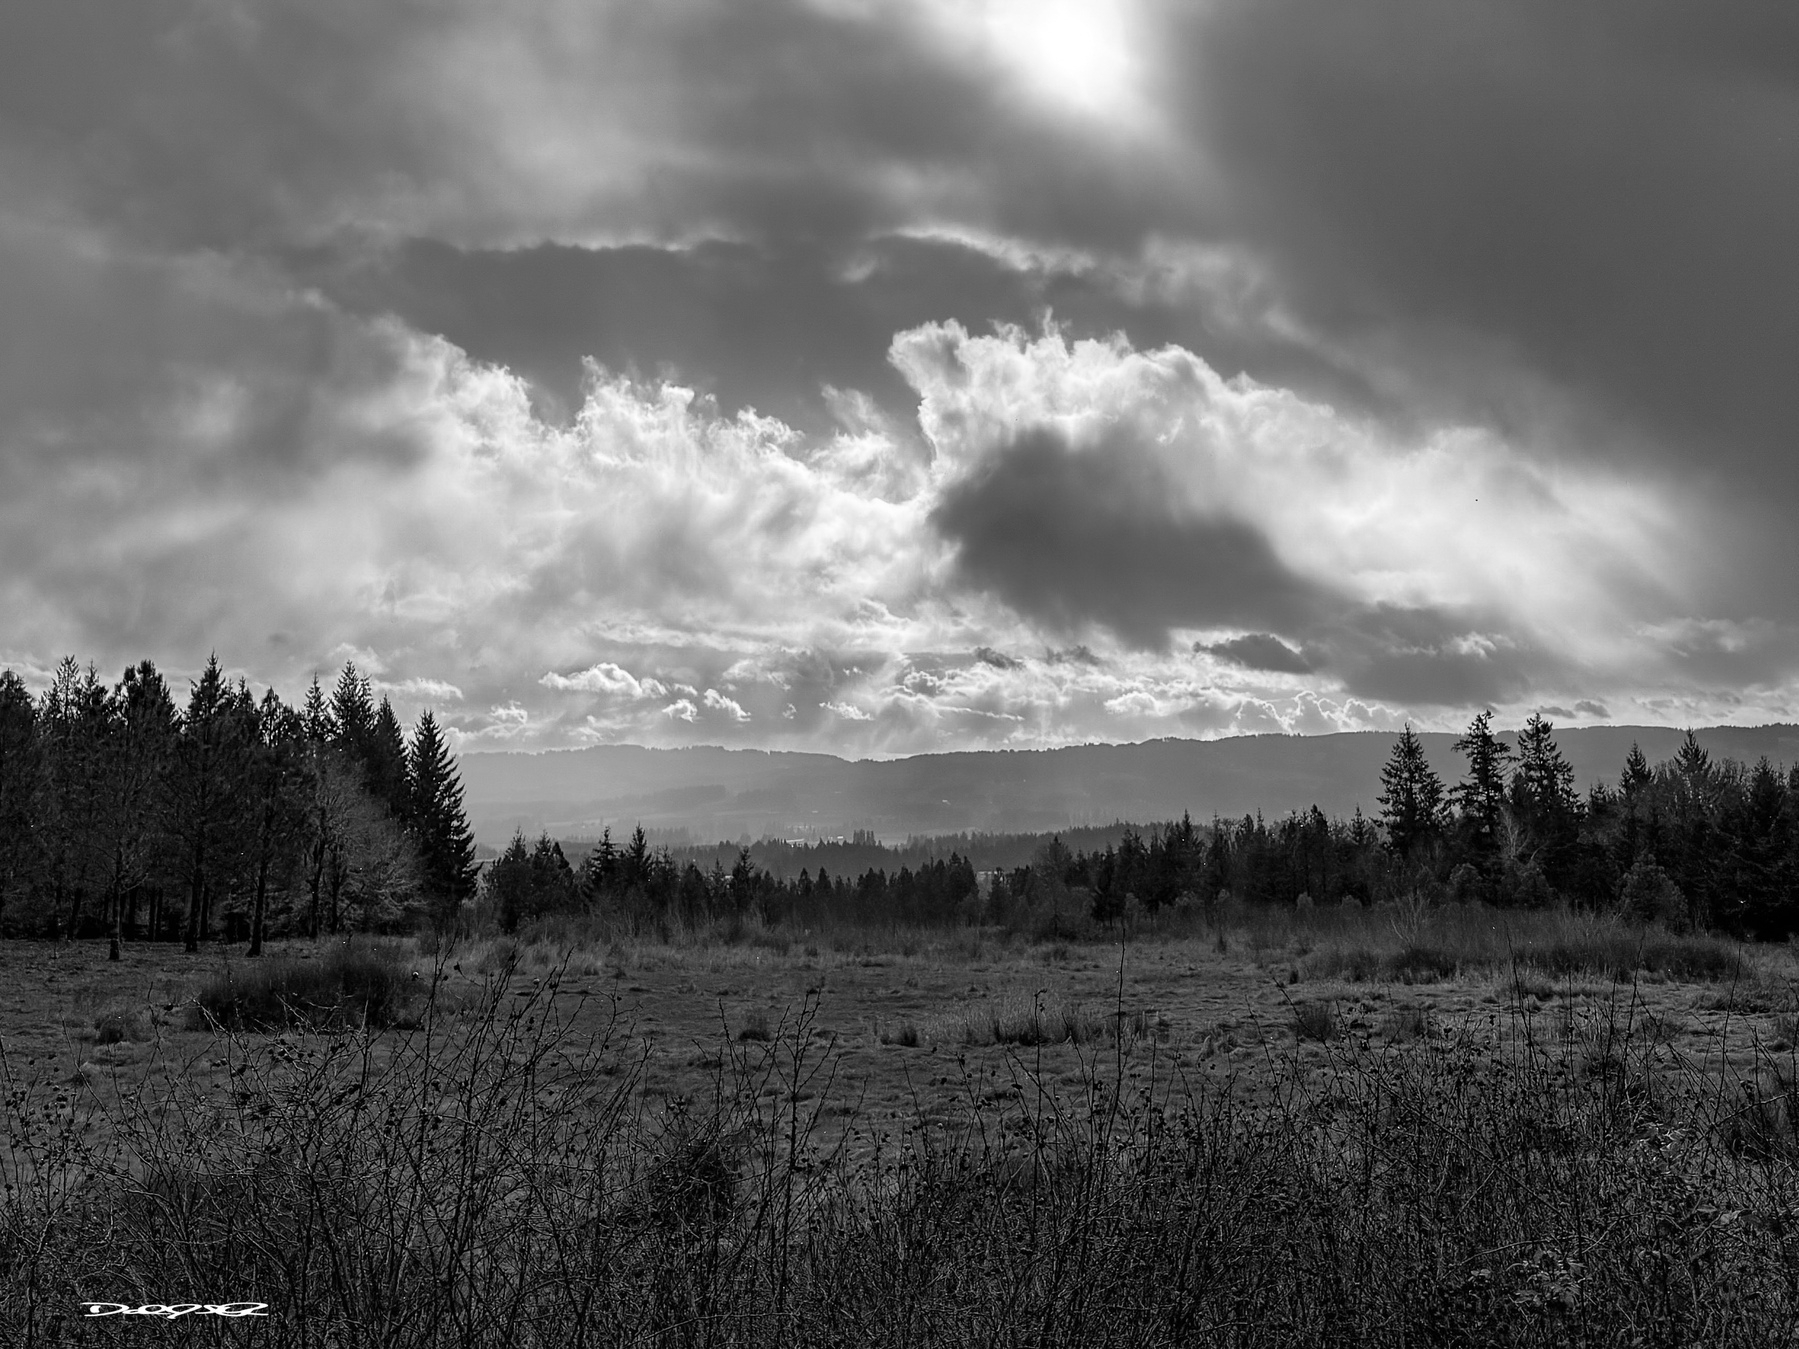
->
[6, 953, 1799, 1346]
[2, 914, 1799, 1344]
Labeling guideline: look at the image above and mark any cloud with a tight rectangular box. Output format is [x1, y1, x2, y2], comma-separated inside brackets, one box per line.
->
[702, 688, 751, 722]
[540, 662, 667, 700]
[374, 676, 464, 703]
[929, 423, 1328, 649]
[1175, 0, 1799, 510]
[0, 245, 1764, 750]
[1199, 633, 1311, 675]
[973, 645, 1022, 670]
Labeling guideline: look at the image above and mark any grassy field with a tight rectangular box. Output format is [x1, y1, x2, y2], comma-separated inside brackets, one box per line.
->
[4, 904, 1799, 1345]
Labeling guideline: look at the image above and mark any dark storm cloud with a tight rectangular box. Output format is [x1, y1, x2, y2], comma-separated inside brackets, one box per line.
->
[972, 647, 1023, 671]
[930, 424, 1329, 650]
[1318, 603, 1570, 709]
[1177, 0, 1799, 493]
[291, 235, 1055, 431]
[1199, 634, 1312, 675]
[291, 230, 1376, 437]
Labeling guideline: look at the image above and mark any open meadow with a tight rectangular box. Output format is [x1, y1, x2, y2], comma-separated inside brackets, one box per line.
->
[6, 906, 1799, 1346]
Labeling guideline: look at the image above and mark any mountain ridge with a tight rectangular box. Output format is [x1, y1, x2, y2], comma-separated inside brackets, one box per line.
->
[457, 726, 1799, 845]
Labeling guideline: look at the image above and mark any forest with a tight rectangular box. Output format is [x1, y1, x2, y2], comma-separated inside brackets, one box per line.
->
[492, 711, 1799, 943]
[0, 657, 477, 949]
[3, 652, 1797, 947]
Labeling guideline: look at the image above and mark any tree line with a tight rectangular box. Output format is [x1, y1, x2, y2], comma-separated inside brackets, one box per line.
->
[1367, 713, 1799, 937]
[488, 713, 1799, 942]
[483, 823, 982, 934]
[0, 657, 477, 953]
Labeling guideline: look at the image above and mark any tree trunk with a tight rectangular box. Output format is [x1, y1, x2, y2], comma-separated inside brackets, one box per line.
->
[184, 844, 204, 953]
[249, 852, 271, 957]
[309, 843, 326, 939]
[328, 855, 344, 934]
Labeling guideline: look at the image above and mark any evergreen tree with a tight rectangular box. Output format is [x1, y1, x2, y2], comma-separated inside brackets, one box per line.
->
[1377, 725, 1446, 860]
[368, 696, 411, 822]
[409, 711, 476, 927]
[0, 671, 42, 931]
[583, 826, 619, 900]
[99, 662, 177, 959]
[301, 675, 337, 744]
[40, 659, 113, 937]
[1619, 742, 1652, 798]
[167, 656, 257, 952]
[1511, 714, 1579, 825]
[247, 688, 305, 956]
[1451, 710, 1513, 850]
[1717, 757, 1793, 937]
[1509, 713, 1580, 896]
[487, 830, 534, 933]
[331, 663, 376, 769]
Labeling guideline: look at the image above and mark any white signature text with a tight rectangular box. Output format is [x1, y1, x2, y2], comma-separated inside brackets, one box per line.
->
[84, 1302, 270, 1319]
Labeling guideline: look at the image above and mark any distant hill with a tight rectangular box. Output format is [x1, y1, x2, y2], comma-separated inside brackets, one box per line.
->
[457, 725, 1799, 846]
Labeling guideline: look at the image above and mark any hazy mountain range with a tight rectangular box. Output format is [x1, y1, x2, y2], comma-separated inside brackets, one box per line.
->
[460, 726, 1799, 846]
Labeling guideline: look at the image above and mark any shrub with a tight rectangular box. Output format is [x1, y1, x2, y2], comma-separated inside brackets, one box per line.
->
[1390, 943, 1462, 982]
[880, 1019, 921, 1048]
[92, 1001, 153, 1045]
[1293, 1000, 1337, 1042]
[189, 939, 414, 1031]
[1620, 859, 1686, 928]
[737, 1009, 772, 1042]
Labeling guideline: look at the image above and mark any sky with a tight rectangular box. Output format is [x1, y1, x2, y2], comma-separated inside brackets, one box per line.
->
[1, 0, 1796, 754]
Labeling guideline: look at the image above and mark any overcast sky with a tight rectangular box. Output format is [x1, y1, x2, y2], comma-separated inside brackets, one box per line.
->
[2, 0, 1795, 754]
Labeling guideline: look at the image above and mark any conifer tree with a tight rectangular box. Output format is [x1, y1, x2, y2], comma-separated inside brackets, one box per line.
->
[1511, 713, 1579, 825]
[369, 696, 411, 821]
[301, 675, 337, 744]
[1377, 725, 1446, 860]
[0, 671, 41, 931]
[40, 658, 112, 936]
[168, 656, 256, 952]
[331, 663, 376, 768]
[100, 661, 177, 960]
[1452, 710, 1513, 850]
[247, 688, 305, 956]
[409, 711, 476, 927]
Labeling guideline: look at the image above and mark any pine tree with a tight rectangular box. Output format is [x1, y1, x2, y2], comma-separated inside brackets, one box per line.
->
[583, 826, 619, 900]
[409, 711, 476, 927]
[369, 696, 411, 822]
[0, 671, 42, 932]
[100, 661, 177, 959]
[1512, 714, 1578, 822]
[1451, 710, 1513, 850]
[488, 830, 533, 933]
[331, 663, 376, 768]
[1619, 742, 1652, 798]
[1377, 725, 1446, 859]
[168, 656, 256, 952]
[247, 688, 305, 956]
[301, 675, 337, 744]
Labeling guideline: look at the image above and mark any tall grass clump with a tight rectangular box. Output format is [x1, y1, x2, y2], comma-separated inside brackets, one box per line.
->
[1301, 904, 1753, 987]
[189, 937, 416, 1031]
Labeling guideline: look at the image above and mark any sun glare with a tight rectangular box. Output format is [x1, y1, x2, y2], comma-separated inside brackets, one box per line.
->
[989, 0, 1136, 117]
[914, 0, 1146, 126]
